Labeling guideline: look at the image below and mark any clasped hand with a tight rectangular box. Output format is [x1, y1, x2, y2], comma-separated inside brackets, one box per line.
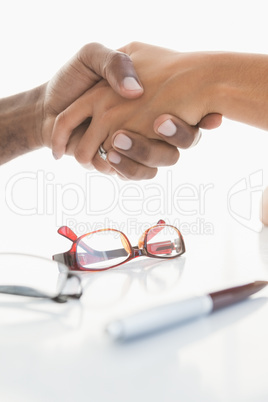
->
[42, 42, 221, 180]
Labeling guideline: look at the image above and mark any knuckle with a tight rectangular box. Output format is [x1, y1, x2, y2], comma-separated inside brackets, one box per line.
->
[121, 163, 157, 181]
[139, 167, 158, 180]
[125, 41, 141, 52]
[132, 140, 151, 162]
[105, 51, 132, 74]
[111, 51, 130, 64]
[80, 42, 100, 56]
[123, 163, 140, 180]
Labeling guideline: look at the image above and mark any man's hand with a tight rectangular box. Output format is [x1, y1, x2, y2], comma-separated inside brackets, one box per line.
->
[40, 42, 144, 154]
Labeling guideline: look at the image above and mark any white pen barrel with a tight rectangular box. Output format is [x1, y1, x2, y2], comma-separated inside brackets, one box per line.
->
[107, 295, 213, 341]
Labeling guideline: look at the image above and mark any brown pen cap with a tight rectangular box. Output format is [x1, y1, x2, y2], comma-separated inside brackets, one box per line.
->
[211, 281, 268, 311]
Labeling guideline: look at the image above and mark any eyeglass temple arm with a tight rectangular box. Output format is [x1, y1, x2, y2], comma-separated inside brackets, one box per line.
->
[57, 226, 99, 256]
[138, 219, 166, 248]
[146, 240, 181, 255]
[76, 247, 130, 265]
[0, 285, 68, 303]
[53, 241, 129, 266]
[57, 226, 77, 241]
[147, 219, 166, 241]
[53, 251, 79, 271]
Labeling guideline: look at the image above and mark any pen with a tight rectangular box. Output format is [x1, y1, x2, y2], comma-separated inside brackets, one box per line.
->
[106, 281, 268, 341]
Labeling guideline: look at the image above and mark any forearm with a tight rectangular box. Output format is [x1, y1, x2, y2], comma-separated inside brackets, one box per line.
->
[0, 85, 45, 165]
[204, 52, 268, 130]
[152, 50, 268, 130]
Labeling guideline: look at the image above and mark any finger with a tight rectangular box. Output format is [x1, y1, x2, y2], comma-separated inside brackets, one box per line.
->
[73, 116, 109, 167]
[199, 113, 222, 129]
[91, 152, 117, 175]
[51, 92, 95, 160]
[153, 114, 201, 148]
[106, 151, 158, 181]
[77, 43, 144, 99]
[65, 126, 116, 175]
[107, 130, 180, 168]
[64, 121, 90, 156]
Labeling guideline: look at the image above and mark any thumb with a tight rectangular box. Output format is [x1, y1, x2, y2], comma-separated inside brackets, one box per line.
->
[198, 113, 222, 130]
[78, 43, 144, 99]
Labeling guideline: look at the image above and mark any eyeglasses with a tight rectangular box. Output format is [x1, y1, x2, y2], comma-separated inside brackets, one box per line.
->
[53, 219, 185, 271]
[0, 253, 82, 303]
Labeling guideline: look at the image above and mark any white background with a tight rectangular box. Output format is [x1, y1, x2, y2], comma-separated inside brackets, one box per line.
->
[1, 2, 268, 401]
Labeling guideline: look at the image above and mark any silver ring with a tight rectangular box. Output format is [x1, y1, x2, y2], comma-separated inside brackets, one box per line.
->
[98, 144, 107, 161]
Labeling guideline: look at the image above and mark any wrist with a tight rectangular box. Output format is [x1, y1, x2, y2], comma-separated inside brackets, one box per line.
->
[208, 52, 268, 129]
[207, 52, 238, 115]
[159, 51, 219, 126]
[0, 85, 45, 164]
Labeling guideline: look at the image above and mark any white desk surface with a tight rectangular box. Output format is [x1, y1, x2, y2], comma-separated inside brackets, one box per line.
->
[0, 214, 268, 402]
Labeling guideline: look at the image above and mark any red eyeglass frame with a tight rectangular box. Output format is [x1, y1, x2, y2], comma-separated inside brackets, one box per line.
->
[52, 220, 185, 272]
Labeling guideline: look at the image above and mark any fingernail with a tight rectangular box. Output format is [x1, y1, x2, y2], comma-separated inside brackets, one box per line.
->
[52, 152, 60, 160]
[157, 119, 177, 137]
[114, 133, 132, 150]
[108, 151, 121, 164]
[123, 77, 143, 91]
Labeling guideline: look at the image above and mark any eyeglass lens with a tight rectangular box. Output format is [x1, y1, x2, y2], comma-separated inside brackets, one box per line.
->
[0, 254, 69, 298]
[76, 230, 130, 270]
[146, 226, 183, 257]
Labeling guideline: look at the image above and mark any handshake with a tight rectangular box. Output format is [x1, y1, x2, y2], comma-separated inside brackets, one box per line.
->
[1, 41, 268, 182]
[45, 41, 223, 180]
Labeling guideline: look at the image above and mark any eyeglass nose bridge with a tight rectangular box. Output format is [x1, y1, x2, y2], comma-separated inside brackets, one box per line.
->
[133, 247, 147, 257]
